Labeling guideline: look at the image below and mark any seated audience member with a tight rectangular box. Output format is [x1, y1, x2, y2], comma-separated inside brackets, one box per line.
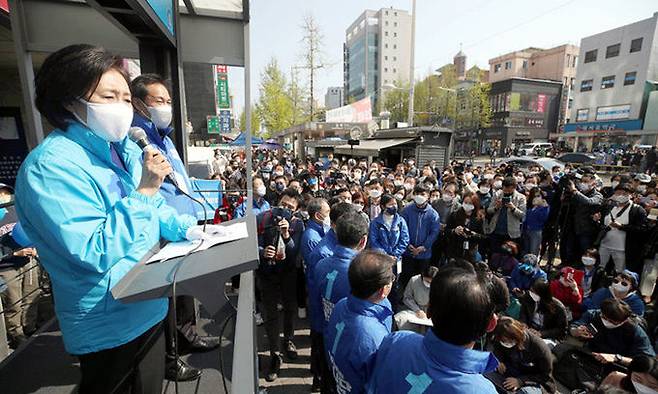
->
[580, 248, 609, 298]
[491, 317, 556, 393]
[489, 241, 520, 277]
[599, 354, 658, 393]
[509, 254, 547, 294]
[519, 280, 568, 341]
[583, 270, 645, 317]
[324, 250, 394, 394]
[367, 267, 499, 393]
[549, 267, 584, 320]
[570, 299, 655, 359]
[394, 266, 438, 332]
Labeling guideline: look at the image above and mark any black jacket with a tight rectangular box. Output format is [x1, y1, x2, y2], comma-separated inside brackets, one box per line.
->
[596, 202, 647, 272]
[445, 208, 485, 260]
[493, 331, 556, 393]
[562, 188, 603, 236]
[519, 293, 568, 340]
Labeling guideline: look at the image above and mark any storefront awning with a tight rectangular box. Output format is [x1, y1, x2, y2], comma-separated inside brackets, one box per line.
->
[334, 138, 416, 156]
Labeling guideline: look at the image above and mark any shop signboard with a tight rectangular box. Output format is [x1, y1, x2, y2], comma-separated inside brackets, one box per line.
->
[219, 110, 231, 132]
[536, 94, 546, 113]
[596, 104, 630, 121]
[214, 65, 230, 110]
[207, 115, 220, 134]
[145, 0, 174, 35]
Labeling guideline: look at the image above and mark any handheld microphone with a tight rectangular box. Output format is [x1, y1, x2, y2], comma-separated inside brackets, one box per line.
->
[129, 127, 179, 187]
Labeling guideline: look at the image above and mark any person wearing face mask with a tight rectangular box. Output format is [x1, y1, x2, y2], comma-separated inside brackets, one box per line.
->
[596, 183, 647, 274]
[600, 354, 658, 394]
[365, 179, 384, 220]
[583, 270, 645, 317]
[394, 265, 438, 333]
[490, 317, 556, 394]
[234, 176, 271, 218]
[509, 254, 547, 295]
[486, 177, 527, 258]
[400, 185, 441, 292]
[477, 180, 492, 209]
[265, 174, 289, 205]
[522, 191, 549, 257]
[518, 280, 568, 341]
[601, 174, 624, 199]
[549, 267, 584, 321]
[560, 169, 603, 264]
[16, 45, 217, 392]
[311, 211, 369, 393]
[489, 241, 521, 277]
[256, 189, 305, 382]
[369, 194, 409, 305]
[639, 210, 658, 303]
[445, 193, 486, 262]
[301, 198, 331, 268]
[324, 250, 395, 394]
[579, 249, 608, 299]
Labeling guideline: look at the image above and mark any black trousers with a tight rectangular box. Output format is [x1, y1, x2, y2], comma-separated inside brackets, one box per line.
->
[257, 268, 297, 354]
[77, 321, 165, 394]
[164, 296, 197, 358]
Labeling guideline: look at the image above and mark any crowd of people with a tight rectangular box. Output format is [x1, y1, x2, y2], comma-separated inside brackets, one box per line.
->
[212, 146, 658, 393]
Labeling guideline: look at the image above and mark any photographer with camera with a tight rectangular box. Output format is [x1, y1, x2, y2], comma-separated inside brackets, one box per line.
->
[256, 188, 305, 382]
[485, 177, 527, 257]
[445, 191, 486, 262]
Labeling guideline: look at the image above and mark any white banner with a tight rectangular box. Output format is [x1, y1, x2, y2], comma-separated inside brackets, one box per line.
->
[326, 97, 373, 123]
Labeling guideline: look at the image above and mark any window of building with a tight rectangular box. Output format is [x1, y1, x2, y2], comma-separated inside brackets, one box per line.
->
[505, 61, 512, 70]
[393, 32, 397, 37]
[522, 60, 528, 69]
[385, 31, 388, 36]
[601, 75, 615, 89]
[624, 71, 637, 86]
[393, 44, 397, 49]
[630, 37, 643, 53]
[573, 55, 578, 67]
[385, 43, 388, 49]
[584, 49, 597, 63]
[394, 22, 398, 27]
[576, 108, 589, 122]
[384, 67, 388, 72]
[394, 11, 397, 16]
[384, 56, 388, 60]
[566, 54, 571, 66]
[606, 43, 620, 58]
[393, 56, 397, 61]
[393, 68, 397, 73]
[385, 21, 389, 26]
[494, 64, 501, 73]
[384, 79, 388, 84]
[580, 79, 593, 92]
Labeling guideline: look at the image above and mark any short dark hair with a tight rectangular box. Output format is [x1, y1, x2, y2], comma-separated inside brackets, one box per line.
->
[278, 189, 302, 208]
[35, 44, 127, 130]
[413, 184, 430, 195]
[335, 211, 369, 248]
[330, 202, 357, 224]
[601, 299, 632, 323]
[428, 267, 494, 345]
[129, 73, 170, 102]
[307, 198, 328, 218]
[379, 194, 396, 208]
[349, 250, 395, 299]
[422, 265, 439, 279]
[502, 176, 517, 188]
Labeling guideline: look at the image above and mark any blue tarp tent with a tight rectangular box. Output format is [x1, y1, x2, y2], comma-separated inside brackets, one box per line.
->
[228, 132, 263, 146]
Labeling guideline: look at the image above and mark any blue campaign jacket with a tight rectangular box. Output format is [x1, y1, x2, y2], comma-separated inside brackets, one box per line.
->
[509, 266, 547, 291]
[234, 197, 271, 218]
[368, 213, 410, 261]
[367, 330, 499, 394]
[312, 245, 358, 331]
[301, 219, 328, 269]
[325, 295, 392, 394]
[401, 203, 440, 260]
[583, 287, 645, 316]
[132, 114, 197, 219]
[15, 122, 195, 355]
[307, 228, 338, 332]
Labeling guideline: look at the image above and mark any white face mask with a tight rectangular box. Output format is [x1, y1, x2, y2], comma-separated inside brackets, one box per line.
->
[479, 187, 490, 194]
[528, 291, 541, 303]
[414, 195, 428, 206]
[76, 100, 133, 142]
[322, 216, 331, 228]
[483, 173, 494, 180]
[256, 185, 267, 197]
[582, 256, 596, 266]
[353, 203, 364, 212]
[404, 183, 413, 191]
[442, 194, 453, 203]
[499, 341, 516, 349]
[422, 280, 431, 288]
[532, 197, 543, 206]
[578, 182, 592, 192]
[525, 183, 536, 191]
[369, 189, 382, 199]
[148, 105, 172, 129]
[601, 317, 625, 330]
[612, 282, 630, 294]
[463, 203, 475, 213]
[493, 180, 503, 189]
[611, 181, 620, 189]
[611, 194, 630, 205]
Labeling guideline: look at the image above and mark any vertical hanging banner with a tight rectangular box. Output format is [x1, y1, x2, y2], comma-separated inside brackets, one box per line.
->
[214, 65, 230, 110]
[219, 110, 231, 132]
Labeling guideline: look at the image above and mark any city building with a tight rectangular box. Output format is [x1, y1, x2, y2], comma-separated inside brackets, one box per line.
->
[564, 12, 658, 150]
[481, 78, 562, 154]
[324, 86, 345, 110]
[343, 7, 412, 112]
[489, 44, 579, 129]
[454, 49, 467, 80]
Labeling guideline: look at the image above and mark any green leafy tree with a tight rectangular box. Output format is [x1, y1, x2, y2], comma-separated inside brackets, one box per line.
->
[256, 58, 294, 137]
[382, 80, 409, 125]
[237, 105, 261, 135]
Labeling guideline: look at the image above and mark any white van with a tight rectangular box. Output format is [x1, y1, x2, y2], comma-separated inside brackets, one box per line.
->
[518, 142, 552, 156]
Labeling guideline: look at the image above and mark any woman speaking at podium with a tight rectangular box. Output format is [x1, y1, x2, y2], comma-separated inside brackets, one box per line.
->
[14, 44, 205, 393]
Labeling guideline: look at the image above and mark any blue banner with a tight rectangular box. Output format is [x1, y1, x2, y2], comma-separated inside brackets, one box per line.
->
[190, 179, 223, 220]
[146, 0, 174, 35]
[563, 119, 642, 133]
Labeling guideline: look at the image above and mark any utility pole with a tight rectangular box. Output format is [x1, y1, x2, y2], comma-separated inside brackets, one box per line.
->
[407, 0, 416, 126]
[300, 15, 326, 122]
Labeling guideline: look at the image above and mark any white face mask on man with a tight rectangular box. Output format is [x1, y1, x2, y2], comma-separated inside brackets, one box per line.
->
[148, 105, 173, 129]
[75, 99, 133, 142]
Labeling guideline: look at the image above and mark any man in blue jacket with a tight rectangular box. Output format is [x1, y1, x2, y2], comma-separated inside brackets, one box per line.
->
[312, 211, 369, 393]
[400, 185, 440, 291]
[367, 267, 499, 393]
[130, 74, 218, 381]
[234, 176, 270, 218]
[301, 198, 331, 269]
[325, 250, 394, 394]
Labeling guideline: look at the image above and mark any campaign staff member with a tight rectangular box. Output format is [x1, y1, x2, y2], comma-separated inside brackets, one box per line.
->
[15, 44, 210, 393]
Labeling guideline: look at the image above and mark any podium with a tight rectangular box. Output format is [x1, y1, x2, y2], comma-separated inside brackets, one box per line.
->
[111, 216, 258, 315]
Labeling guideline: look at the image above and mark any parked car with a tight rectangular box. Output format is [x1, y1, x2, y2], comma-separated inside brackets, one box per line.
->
[517, 142, 553, 156]
[557, 152, 597, 165]
[499, 156, 565, 173]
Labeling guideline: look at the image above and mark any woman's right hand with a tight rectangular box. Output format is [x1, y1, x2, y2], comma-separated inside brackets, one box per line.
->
[497, 362, 506, 374]
[137, 150, 172, 196]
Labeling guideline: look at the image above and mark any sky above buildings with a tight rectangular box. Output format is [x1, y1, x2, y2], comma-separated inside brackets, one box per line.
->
[229, 0, 657, 115]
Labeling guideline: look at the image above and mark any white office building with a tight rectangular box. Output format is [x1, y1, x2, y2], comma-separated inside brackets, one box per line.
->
[324, 87, 344, 110]
[566, 12, 658, 148]
[343, 7, 412, 112]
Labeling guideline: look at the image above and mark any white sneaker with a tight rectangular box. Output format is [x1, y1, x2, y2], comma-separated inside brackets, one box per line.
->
[255, 312, 264, 326]
[298, 307, 307, 319]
